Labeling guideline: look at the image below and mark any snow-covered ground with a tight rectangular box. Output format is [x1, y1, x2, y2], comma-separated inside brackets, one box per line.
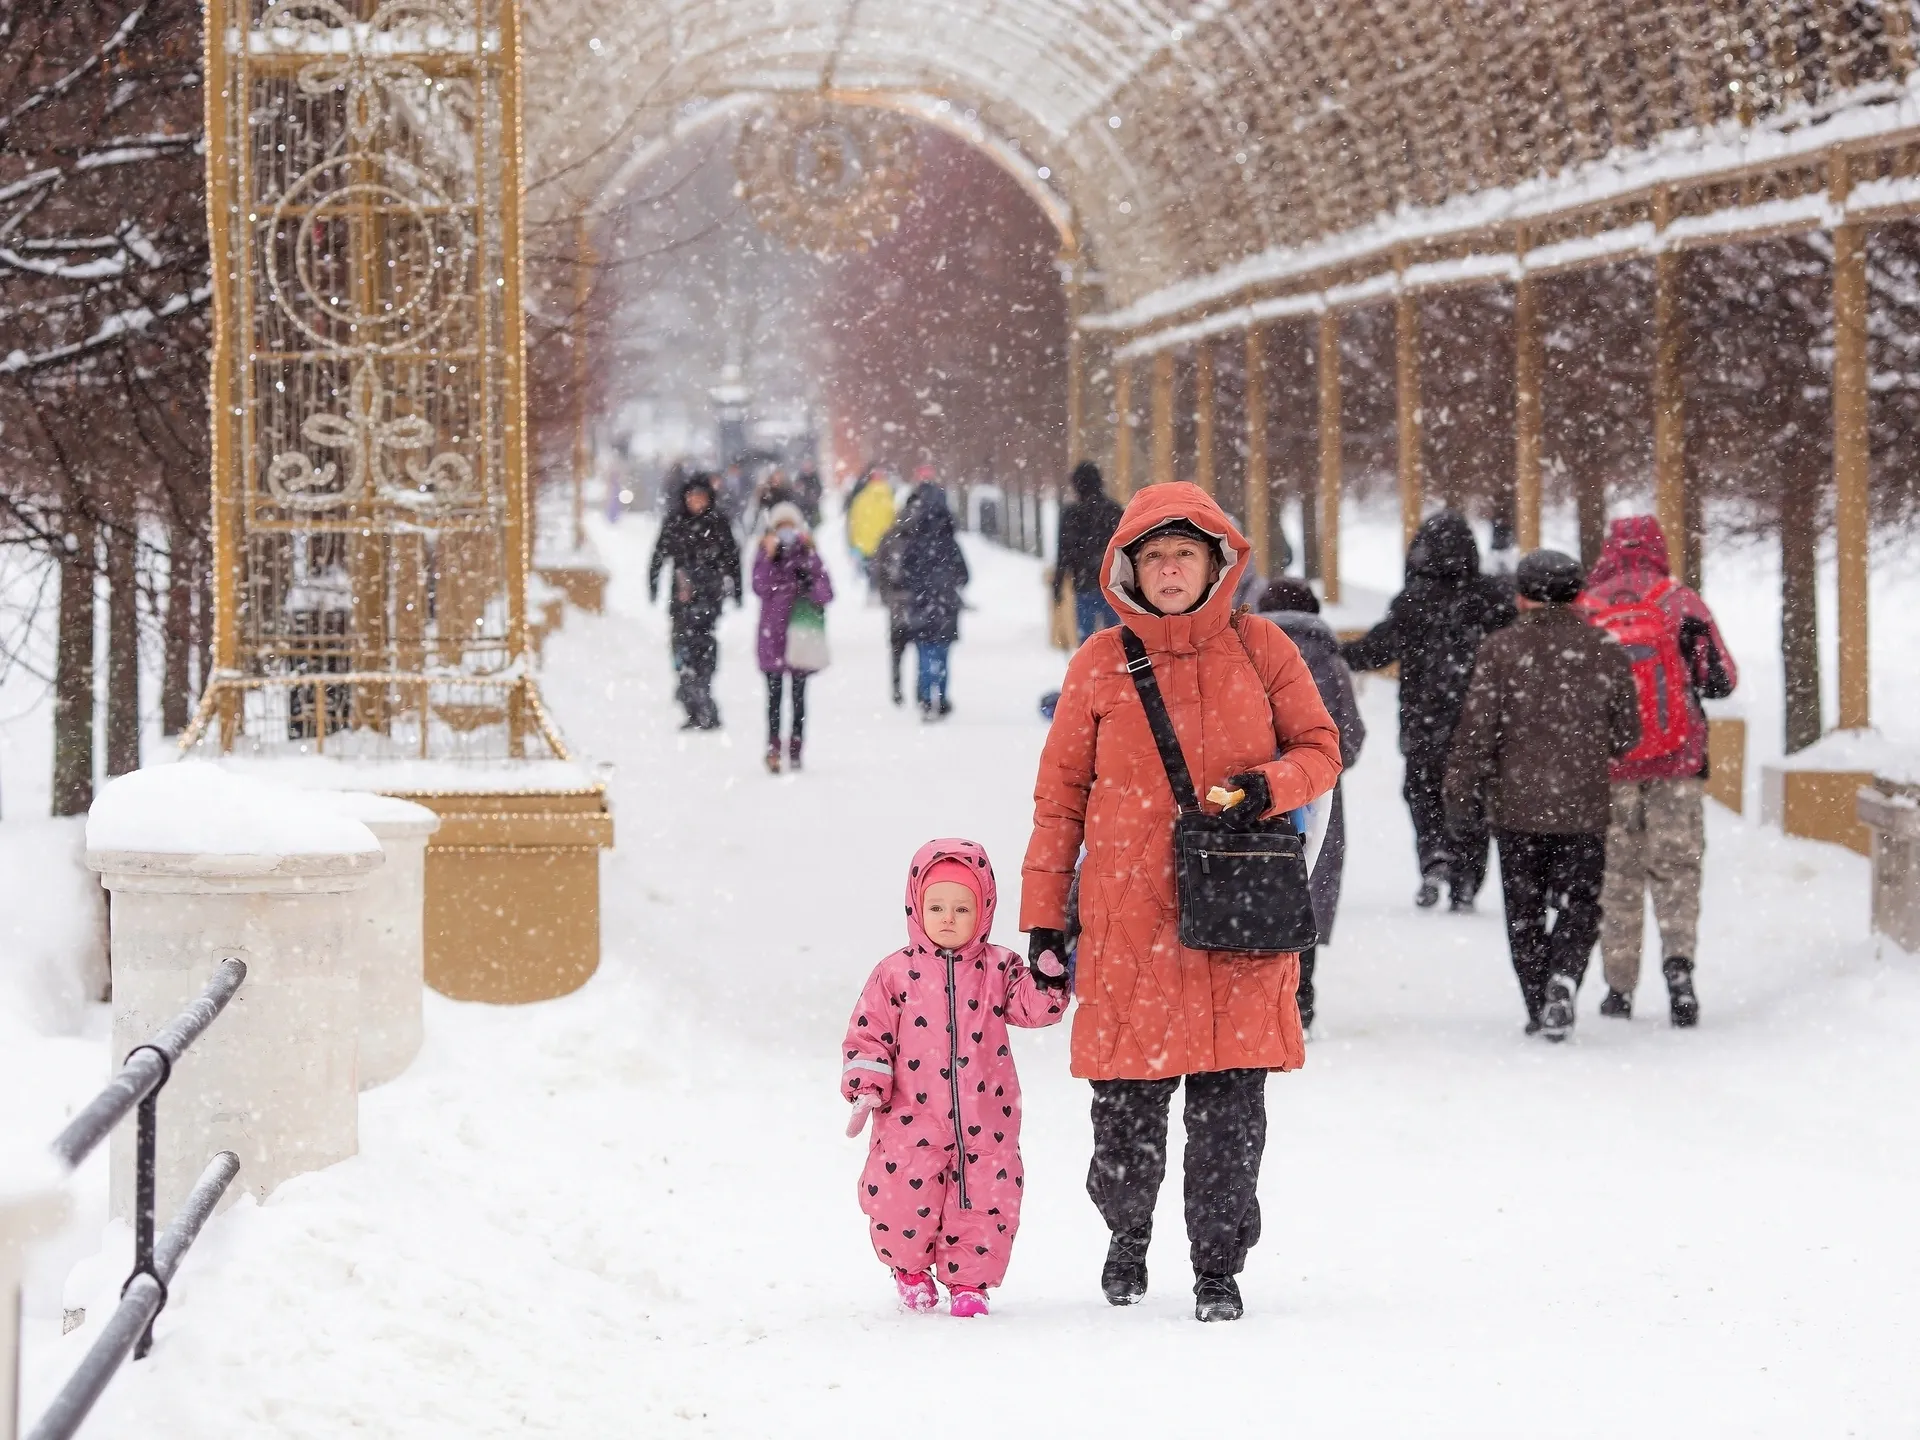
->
[9, 502, 1920, 1435]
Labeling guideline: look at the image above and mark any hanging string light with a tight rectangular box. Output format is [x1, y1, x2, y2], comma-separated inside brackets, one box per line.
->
[732, 99, 919, 257]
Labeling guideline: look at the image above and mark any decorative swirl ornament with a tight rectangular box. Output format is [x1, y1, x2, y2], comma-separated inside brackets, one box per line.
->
[262, 0, 472, 141]
[266, 361, 476, 512]
[732, 100, 919, 257]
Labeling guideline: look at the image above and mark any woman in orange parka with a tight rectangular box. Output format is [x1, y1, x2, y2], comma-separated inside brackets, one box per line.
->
[1021, 482, 1342, 1322]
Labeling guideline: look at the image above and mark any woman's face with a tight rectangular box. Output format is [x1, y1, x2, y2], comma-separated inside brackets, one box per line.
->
[1134, 534, 1218, 614]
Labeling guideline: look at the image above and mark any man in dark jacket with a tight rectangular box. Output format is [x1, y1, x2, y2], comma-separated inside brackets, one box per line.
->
[647, 472, 742, 730]
[1343, 511, 1516, 910]
[1444, 550, 1642, 1041]
[1054, 460, 1125, 642]
[1256, 578, 1366, 1032]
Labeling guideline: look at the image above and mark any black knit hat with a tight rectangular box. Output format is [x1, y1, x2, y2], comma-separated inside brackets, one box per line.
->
[1516, 548, 1584, 604]
[1125, 517, 1215, 556]
[1257, 577, 1320, 614]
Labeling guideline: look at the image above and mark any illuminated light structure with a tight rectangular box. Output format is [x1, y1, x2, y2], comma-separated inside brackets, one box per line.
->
[194, 0, 610, 1004]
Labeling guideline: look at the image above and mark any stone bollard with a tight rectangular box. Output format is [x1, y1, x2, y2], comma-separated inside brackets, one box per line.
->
[309, 792, 440, 1088]
[1, 1149, 68, 1440]
[85, 764, 381, 1225]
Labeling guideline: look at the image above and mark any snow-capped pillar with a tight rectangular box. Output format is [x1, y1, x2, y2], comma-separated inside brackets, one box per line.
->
[0, 1153, 68, 1440]
[1394, 268, 1423, 548]
[1194, 341, 1216, 497]
[1317, 310, 1343, 605]
[85, 765, 383, 1225]
[1150, 350, 1176, 487]
[310, 793, 440, 1088]
[1113, 359, 1136, 497]
[1244, 324, 1270, 579]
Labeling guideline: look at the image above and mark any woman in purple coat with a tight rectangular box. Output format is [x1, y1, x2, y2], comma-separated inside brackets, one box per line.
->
[752, 502, 835, 774]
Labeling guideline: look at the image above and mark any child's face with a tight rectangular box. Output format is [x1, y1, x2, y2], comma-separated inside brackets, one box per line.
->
[921, 881, 979, 949]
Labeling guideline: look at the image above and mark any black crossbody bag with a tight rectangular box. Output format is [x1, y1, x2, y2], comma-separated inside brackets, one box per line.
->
[1121, 627, 1319, 954]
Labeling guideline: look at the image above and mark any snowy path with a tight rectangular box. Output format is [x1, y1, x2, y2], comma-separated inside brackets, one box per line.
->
[23, 513, 1920, 1436]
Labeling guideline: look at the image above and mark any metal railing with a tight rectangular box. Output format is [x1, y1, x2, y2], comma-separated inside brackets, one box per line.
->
[22, 960, 248, 1440]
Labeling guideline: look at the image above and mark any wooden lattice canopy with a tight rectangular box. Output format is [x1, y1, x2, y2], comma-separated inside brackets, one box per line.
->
[521, 0, 1920, 320]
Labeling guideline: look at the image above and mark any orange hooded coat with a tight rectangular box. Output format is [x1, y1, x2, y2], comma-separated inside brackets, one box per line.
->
[1021, 484, 1344, 1081]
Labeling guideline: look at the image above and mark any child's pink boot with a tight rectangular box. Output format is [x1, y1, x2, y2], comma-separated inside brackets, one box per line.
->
[948, 1285, 989, 1319]
[894, 1270, 938, 1312]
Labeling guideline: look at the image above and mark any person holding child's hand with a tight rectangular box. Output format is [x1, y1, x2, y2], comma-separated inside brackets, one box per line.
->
[841, 839, 1068, 1318]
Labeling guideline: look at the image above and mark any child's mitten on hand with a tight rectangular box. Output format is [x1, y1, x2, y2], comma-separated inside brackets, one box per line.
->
[845, 1093, 881, 1137]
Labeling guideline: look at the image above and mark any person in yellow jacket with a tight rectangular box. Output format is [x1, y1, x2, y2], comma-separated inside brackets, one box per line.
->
[846, 467, 896, 588]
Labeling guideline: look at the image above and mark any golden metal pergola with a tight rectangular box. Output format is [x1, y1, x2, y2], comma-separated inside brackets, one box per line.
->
[189, 0, 560, 761]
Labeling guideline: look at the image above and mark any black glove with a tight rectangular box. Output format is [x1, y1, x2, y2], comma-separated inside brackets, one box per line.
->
[1028, 928, 1070, 990]
[1218, 771, 1273, 829]
[1677, 615, 1734, 699]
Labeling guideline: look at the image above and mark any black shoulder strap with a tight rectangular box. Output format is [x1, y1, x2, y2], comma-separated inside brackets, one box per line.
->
[1119, 628, 1200, 814]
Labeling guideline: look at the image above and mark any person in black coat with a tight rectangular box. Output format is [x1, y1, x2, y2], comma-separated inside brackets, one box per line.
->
[1341, 510, 1516, 910]
[1257, 579, 1365, 1031]
[893, 482, 970, 720]
[1053, 460, 1125, 642]
[792, 463, 824, 528]
[648, 472, 742, 729]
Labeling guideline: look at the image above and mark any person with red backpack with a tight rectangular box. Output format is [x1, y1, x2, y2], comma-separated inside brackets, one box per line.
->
[1578, 516, 1738, 1027]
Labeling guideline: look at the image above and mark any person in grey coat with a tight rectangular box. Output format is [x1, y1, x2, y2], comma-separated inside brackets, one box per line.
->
[1256, 578, 1366, 1031]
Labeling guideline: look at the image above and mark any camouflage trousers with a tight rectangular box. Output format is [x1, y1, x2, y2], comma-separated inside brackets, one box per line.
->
[1600, 778, 1705, 993]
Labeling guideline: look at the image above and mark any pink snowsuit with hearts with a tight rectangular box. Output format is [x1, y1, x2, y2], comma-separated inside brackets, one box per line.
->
[842, 839, 1067, 1289]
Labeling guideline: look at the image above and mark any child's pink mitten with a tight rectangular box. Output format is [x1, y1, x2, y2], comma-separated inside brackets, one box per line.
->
[845, 1093, 881, 1137]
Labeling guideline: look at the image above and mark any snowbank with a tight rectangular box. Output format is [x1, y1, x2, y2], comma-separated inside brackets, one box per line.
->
[1771, 728, 1920, 783]
[298, 789, 441, 829]
[0, 1134, 67, 1208]
[0, 817, 106, 1036]
[217, 755, 599, 795]
[85, 763, 380, 857]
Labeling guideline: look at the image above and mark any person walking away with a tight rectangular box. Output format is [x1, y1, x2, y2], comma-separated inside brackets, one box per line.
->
[899, 481, 969, 721]
[1343, 511, 1515, 911]
[793, 462, 824, 528]
[1578, 516, 1737, 1026]
[752, 468, 800, 536]
[845, 467, 896, 594]
[873, 491, 920, 706]
[842, 839, 1068, 1317]
[752, 502, 833, 773]
[647, 472, 741, 730]
[1024, 483, 1342, 1321]
[1053, 460, 1125, 642]
[1255, 579, 1366, 1034]
[1444, 551, 1641, 1042]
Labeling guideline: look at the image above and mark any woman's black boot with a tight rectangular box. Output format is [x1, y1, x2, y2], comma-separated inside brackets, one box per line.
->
[1101, 1226, 1151, 1306]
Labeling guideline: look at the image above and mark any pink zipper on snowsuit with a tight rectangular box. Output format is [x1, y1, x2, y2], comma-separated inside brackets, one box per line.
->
[842, 839, 1067, 1289]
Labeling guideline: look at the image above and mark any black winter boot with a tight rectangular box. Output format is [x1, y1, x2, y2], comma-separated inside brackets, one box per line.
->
[1663, 957, 1699, 1028]
[1193, 1271, 1244, 1322]
[1599, 989, 1632, 1019]
[1415, 865, 1445, 909]
[1101, 1226, 1151, 1306]
[1538, 974, 1577, 1043]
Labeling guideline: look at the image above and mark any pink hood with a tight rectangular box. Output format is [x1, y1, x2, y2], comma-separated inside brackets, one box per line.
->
[903, 838, 999, 955]
[1585, 515, 1672, 600]
[843, 837, 1066, 1291]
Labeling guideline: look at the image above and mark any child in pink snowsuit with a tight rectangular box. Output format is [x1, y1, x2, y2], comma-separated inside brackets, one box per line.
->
[842, 838, 1068, 1317]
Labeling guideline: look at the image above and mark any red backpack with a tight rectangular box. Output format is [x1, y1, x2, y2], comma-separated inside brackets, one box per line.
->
[1582, 580, 1690, 765]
